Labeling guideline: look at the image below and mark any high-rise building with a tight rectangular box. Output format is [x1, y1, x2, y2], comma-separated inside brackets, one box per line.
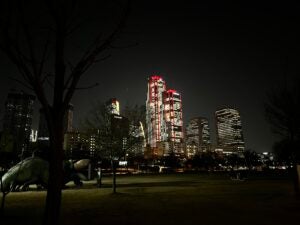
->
[146, 75, 166, 148]
[145, 76, 184, 158]
[126, 121, 146, 157]
[2, 91, 35, 156]
[186, 117, 211, 158]
[163, 89, 184, 156]
[63, 130, 94, 159]
[106, 98, 120, 115]
[215, 108, 245, 153]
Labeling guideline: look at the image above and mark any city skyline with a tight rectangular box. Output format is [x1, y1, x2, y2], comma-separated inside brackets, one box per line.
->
[0, 1, 299, 153]
[0, 2, 299, 225]
[0, 84, 248, 157]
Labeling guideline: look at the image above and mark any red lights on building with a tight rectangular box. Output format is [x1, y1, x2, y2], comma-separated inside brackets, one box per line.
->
[150, 75, 162, 80]
[166, 89, 176, 93]
[146, 75, 184, 157]
[146, 75, 166, 148]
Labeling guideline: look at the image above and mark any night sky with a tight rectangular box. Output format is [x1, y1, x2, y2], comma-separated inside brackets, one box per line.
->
[0, 1, 299, 152]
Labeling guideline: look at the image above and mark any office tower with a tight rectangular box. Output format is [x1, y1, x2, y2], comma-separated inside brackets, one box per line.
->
[106, 98, 120, 115]
[64, 130, 81, 157]
[126, 121, 146, 157]
[146, 75, 167, 148]
[215, 108, 245, 153]
[105, 98, 129, 148]
[186, 117, 211, 158]
[163, 89, 184, 156]
[145, 76, 184, 158]
[63, 131, 94, 159]
[2, 91, 35, 156]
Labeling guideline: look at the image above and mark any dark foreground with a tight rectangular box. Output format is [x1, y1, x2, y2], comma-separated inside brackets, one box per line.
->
[2, 173, 300, 225]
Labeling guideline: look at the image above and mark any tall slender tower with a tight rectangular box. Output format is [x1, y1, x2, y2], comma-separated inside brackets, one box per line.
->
[215, 108, 245, 153]
[146, 75, 166, 148]
[163, 89, 184, 156]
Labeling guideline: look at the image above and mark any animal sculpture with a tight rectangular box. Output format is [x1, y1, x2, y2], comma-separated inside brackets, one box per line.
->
[0, 157, 89, 192]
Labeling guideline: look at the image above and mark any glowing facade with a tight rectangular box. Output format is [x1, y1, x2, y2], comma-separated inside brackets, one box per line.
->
[146, 76, 167, 148]
[186, 117, 211, 158]
[215, 108, 245, 153]
[63, 131, 95, 159]
[146, 76, 184, 157]
[106, 98, 120, 115]
[163, 89, 184, 156]
[30, 129, 38, 143]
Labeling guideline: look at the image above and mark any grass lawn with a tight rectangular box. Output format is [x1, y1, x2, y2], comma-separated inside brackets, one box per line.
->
[1, 173, 300, 225]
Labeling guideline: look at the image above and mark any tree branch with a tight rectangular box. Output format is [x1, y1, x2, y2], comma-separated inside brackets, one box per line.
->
[17, 1, 39, 77]
[62, 0, 131, 109]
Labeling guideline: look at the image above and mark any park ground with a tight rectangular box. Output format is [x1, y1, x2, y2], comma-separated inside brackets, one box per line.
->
[1, 173, 300, 225]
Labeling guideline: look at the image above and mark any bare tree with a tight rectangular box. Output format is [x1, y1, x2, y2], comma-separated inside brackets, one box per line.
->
[83, 101, 144, 193]
[0, 0, 130, 224]
[265, 82, 300, 194]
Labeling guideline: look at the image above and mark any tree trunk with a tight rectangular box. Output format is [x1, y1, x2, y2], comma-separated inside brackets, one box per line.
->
[43, 121, 64, 225]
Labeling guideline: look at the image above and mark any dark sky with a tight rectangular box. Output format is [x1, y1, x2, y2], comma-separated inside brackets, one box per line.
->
[0, 1, 299, 152]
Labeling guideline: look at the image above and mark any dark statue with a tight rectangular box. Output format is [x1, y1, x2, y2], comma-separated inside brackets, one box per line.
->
[0, 157, 89, 192]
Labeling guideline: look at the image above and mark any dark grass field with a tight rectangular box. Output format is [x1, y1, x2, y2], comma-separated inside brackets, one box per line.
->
[1, 173, 300, 225]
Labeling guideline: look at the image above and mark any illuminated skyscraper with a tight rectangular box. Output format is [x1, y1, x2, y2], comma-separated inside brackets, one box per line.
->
[145, 76, 184, 158]
[186, 117, 211, 158]
[2, 91, 35, 156]
[163, 89, 184, 156]
[106, 98, 120, 115]
[146, 75, 166, 148]
[215, 108, 245, 153]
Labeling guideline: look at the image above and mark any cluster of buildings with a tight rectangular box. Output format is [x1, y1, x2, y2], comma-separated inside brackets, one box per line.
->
[0, 76, 246, 162]
[145, 75, 245, 160]
[0, 91, 138, 161]
[145, 76, 184, 158]
[63, 98, 141, 159]
[0, 90, 76, 158]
